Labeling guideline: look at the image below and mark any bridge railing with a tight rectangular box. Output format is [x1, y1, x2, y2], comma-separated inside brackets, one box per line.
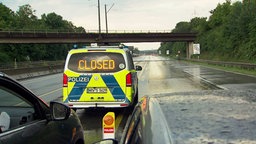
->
[87, 30, 173, 33]
[0, 29, 173, 34]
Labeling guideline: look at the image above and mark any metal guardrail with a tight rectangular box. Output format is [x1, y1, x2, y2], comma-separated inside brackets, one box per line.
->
[0, 61, 65, 70]
[1, 58, 255, 80]
[0, 61, 64, 80]
[187, 59, 256, 70]
[1, 59, 255, 71]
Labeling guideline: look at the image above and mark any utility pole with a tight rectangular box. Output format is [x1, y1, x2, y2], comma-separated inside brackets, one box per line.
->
[105, 4, 108, 33]
[98, 0, 101, 34]
[105, 3, 114, 33]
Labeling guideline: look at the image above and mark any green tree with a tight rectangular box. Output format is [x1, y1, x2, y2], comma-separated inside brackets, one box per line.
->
[41, 12, 64, 30]
[0, 3, 15, 29]
[15, 4, 38, 29]
[0, 3, 86, 63]
[159, 0, 256, 62]
[172, 22, 191, 33]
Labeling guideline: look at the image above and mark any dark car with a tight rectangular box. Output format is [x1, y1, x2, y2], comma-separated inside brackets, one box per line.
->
[0, 72, 84, 144]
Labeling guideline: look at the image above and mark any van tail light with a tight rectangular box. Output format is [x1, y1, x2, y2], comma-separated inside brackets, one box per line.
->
[126, 73, 132, 87]
[63, 74, 68, 87]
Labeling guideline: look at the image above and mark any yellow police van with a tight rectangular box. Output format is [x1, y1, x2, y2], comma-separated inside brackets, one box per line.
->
[63, 46, 142, 109]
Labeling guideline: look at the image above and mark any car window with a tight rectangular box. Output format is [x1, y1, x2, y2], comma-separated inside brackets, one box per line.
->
[68, 52, 126, 73]
[0, 86, 35, 132]
[0, 86, 32, 107]
[126, 51, 135, 70]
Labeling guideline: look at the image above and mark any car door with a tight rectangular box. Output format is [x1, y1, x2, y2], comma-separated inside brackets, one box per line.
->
[0, 77, 52, 144]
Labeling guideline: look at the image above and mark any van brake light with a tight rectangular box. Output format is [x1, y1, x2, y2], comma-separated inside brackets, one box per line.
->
[126, 73, 132, 87]
[63, 74, 68, 87]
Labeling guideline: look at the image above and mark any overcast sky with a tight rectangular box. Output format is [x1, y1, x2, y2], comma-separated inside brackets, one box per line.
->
[1, 0, 239, 50]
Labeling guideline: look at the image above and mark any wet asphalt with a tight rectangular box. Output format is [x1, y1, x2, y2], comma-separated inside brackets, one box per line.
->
[138, 56, 256, 144]
[21, 55, 256, 144]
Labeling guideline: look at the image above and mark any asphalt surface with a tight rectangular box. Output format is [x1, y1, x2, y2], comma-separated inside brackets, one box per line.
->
[20, 73, 62, 102]
[20, 55, 256, 144]
[139, 56, 256, 144]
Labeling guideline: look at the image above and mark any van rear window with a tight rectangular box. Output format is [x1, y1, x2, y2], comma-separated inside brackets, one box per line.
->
[68, 52, 126, 73]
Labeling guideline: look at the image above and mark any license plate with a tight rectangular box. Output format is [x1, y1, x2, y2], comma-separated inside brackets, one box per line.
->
[87, 87, 107, 93]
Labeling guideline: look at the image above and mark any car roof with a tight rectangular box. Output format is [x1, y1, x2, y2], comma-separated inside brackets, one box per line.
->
[68, 46, 130, 54]
[0, 72, 16, 82]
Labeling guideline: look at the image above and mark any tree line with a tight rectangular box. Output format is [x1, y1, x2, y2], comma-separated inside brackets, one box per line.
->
[0, 3, 85, 63]
[159, 0, 256, 63]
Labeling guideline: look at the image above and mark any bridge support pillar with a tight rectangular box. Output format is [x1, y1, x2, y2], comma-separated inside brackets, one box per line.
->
[187, 42, 194, 59]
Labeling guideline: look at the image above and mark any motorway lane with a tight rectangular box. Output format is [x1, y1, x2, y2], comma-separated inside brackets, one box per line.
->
[136, 55, 215, 98]
[20, 73, 62, 103]
[18, 56, 219, 144]
[20, 56, 256, 103]
[19, 55, 256, 143]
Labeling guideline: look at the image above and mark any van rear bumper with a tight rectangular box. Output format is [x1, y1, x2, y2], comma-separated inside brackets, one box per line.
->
[65, 101, 131, 108]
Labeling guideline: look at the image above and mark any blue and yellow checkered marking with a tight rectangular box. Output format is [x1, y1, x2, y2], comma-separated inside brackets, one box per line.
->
[64, 75, 92, 102]
[63, 74, 129, 103]
[101, 75, 125, 99]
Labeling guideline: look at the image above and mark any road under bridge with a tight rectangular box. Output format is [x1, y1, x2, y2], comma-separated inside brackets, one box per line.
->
[0, 31, 197, 58]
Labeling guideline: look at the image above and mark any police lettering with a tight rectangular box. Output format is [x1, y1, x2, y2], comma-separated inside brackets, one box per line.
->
[78, 60, 115, 70]
[68, 77, 90, 82]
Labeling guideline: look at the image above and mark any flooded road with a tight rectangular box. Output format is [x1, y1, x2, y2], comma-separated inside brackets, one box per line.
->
[137, 56, 222, 98]
[136, 56, 256, 144]
[136, 55, 256, 96]
[22, 55, 256, 143]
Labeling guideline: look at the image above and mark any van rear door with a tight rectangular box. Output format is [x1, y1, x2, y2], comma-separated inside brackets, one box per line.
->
[66, 52, 128, 102]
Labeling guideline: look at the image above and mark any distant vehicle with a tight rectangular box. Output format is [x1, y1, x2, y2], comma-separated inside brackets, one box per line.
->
[63, 46, 142, 110]
[0, 72, 84, 144]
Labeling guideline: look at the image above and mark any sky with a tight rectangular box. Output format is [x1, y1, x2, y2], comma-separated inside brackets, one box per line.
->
[1, 0, 240, 50]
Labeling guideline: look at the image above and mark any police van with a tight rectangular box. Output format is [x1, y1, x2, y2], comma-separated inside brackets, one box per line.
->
[63, 46, 142, 109]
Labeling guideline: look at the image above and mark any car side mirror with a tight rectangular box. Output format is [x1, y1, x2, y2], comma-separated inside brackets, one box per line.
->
[135, 65, 142, 71]
[50, 101, 71, 121]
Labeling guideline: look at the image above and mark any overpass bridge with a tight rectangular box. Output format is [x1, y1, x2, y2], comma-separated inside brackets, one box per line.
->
[0, 31, 197, 58]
